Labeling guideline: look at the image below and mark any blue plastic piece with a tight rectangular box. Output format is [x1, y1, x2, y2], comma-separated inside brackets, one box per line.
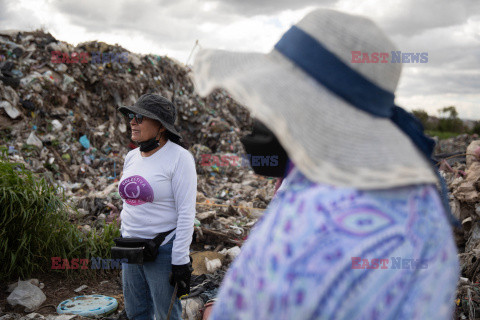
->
[79, 135, 90, 149]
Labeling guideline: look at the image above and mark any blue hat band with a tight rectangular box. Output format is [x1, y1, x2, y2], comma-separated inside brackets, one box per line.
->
[274, 25, 435, 160]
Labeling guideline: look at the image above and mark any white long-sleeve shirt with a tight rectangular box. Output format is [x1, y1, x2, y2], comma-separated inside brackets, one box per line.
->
[119, 140, 197, 265]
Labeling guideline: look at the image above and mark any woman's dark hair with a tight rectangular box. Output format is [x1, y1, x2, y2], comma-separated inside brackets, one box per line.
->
[166, 130, 187, 149]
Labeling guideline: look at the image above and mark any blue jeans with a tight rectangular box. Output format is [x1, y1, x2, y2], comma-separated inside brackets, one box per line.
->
[122, 238, 182, 320]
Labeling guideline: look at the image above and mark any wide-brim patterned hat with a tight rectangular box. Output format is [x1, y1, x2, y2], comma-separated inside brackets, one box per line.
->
[119, 93, 182, 139]
[193, 9, 437, 189]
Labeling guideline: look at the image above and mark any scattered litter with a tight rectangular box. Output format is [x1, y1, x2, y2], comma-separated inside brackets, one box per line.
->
[51, 120, 62, 131]
[28, 279, 39, 287]
[225, 246, 241, 260]
[26, 132, 42, 149]
[7, 280, 46, 312]
[181, 297, 204, 320]
[21, 312, 45, 319]
[0, 101, 20, 118]
[79, 135, 90, 149]
[205, 258, 222, 274]
[73, 285, 88, 293]
[191, 251, 225, 276]
[45, 315, 77, 320]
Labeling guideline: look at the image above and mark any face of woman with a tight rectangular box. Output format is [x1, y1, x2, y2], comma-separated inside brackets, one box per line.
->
[129, 115, 164, 142]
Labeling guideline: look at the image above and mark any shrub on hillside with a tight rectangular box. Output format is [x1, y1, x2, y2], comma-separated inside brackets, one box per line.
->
[0, 149, 119, 281]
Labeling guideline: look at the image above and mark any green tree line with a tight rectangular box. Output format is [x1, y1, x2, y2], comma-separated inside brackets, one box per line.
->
[412, 106, 480, 139]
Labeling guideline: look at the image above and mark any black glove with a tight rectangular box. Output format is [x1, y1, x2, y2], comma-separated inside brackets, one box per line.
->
[169, 262, 193, 298]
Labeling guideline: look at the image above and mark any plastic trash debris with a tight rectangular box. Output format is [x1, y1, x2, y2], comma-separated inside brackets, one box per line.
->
[202, 301, 215, 320]
[61, 153, 71, 162]
[62, 75, 75, 89]
[181, 297, 204, 320]
[28, 279, 40, 287]
[6, 279, 44, 294]
[46, 315, 77, 320]
[0, 101, 20, 118]
[7, 282, 18, 293]
[205, 257, 222, 273]
[118, 121, 126, 133]
[79, 135, 90, 149]
[73, 285, 88, 293]
[51, 119, 63, 131]
[22, 312, 46, 319]
[26, 132, 43, 148]
[194, 218, 201, 227]
[7, 280, 47, 312]
[226, 246, 241, 260]
[55, 64, 68, 73]
[196, 210, 216, 221]
[42, 71, 55, 84]
[57, 295, 118, 317]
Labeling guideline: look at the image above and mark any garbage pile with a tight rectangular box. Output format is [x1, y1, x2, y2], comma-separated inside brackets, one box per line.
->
[0, 29, 276, 233]
[434, 133, 479, 156]
[434, 135, 480, 318]
[0, 30, 277, 319]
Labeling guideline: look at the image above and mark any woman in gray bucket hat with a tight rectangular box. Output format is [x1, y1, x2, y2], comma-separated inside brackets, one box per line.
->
[194, 9, 459, 320]
[117, 93, 196, 320]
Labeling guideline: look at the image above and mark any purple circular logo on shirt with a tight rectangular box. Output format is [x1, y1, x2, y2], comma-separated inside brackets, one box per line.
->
[119, 175, 154, 206]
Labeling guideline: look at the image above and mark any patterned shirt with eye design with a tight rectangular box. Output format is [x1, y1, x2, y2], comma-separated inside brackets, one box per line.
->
[210, 167, 459, 320]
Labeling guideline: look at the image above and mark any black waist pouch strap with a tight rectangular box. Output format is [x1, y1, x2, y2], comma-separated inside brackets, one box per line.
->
[111, 228, 175, 264]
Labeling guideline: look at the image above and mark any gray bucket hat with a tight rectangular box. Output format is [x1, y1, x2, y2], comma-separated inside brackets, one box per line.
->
[119, 93, 182, 139]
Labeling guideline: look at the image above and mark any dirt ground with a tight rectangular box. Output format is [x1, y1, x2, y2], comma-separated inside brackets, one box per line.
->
[0, 270, 124, 317]
[0, 244, 220, 319]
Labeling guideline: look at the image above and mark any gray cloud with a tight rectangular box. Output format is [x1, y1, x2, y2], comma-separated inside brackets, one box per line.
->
[217, 0, 335, 16]
[0, 0, 8, 23]
[373, 0, 480, 36]
[399, 67, 480, 97]
[0, 0, 43, 31]
[48, 0, 242, 53]
[389, 15, 480, 98]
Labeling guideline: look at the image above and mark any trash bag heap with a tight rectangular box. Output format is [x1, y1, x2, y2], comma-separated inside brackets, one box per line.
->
[431, 134, 480, 318]
[0, 30, 277, 246]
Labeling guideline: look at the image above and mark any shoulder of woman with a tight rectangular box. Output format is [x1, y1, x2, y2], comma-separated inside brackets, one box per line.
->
[124, 148, 139, 162]
[169, 141, 194, 160]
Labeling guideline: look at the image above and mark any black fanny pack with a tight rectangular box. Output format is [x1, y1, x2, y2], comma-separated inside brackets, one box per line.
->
[111, 228, 175, 264]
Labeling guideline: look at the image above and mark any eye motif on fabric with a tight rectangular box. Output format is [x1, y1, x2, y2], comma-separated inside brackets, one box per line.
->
[334, 206, 394, 236]
[119, 175, 154, 206]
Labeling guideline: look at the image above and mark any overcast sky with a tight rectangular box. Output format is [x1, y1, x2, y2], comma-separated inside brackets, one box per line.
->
[1, 0, 479, 119]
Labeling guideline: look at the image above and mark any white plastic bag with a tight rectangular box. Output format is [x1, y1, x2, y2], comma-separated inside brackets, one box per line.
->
[205, 257, 222, 273]
[226, 246, 241, 260]
[7, 280, 46, 312]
